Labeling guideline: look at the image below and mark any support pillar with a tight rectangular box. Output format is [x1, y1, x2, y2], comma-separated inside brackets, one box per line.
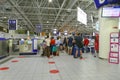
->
[9, 30, 15, 54]
[99, 6, 119, 59]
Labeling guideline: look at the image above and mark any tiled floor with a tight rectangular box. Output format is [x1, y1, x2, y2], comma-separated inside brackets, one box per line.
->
[0, 52, 120, 80]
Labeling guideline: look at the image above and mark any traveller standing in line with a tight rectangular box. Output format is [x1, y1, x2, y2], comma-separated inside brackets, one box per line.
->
[63, 36, 67, 53]
[84, 36, 89, 53]
[41, 40, 47, 56]
[67, 34, 73, 55]
[50, 37, 56, 56]
[74, 33, 83, 59]
[55, 37, 61, 56]
[89, 36, 95, 56]
[59, 36, 63, 52]
[45, 35, 50, 57]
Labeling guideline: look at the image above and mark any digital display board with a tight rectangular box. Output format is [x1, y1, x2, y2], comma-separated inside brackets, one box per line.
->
[102, 7, 120, 18]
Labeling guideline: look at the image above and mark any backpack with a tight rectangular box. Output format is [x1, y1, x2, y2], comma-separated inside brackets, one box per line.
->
[75, 36, 83, 48]
[68, 37, 73, 47]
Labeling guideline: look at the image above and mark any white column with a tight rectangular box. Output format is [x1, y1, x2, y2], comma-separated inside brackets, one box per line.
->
[9, 30, 15, 38]
[119, 18, 120, 29]
[8, 30, 15, 54]
[99, 7, 119, 59]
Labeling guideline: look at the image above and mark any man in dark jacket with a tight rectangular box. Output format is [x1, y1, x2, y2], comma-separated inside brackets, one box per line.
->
[74, 33, 83, 59]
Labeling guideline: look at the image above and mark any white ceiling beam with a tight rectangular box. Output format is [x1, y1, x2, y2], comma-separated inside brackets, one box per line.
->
[61, 0, 94, 28]
[12, 6, 76, 11]
[17, 0, 24, 5]
[56, 0, 60, 8]
[66, 0, 78, 9]
[0, 22, 7, 28]
[0, 10, 96, 16]
[8, 0, 34, 30]
[33, 0, 45, 24]
[37, 0, 49, 25]
[52, 0, 67, 27]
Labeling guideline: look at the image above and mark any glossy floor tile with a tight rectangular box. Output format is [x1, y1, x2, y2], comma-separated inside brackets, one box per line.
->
[0, 52, 120, 80]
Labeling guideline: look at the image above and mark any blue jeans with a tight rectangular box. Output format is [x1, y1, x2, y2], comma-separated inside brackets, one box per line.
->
[74, 45, 83, 57]
[75, 45, 82, 50]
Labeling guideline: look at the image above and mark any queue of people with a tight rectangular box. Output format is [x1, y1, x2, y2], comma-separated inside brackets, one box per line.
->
[40, 33, 99, 59]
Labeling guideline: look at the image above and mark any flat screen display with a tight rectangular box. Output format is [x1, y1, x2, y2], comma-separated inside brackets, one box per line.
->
[8, 20, 17, 30]
[102, 7, 120, 18]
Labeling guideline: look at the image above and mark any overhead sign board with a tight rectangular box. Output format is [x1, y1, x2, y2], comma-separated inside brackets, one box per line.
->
[8, 20, 17, 30]
[77, 7, 87, 25]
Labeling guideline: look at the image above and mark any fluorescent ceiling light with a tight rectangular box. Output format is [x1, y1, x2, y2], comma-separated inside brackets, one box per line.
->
[49, 0, 52, 2]
[53, 29, 57, 30]
[3, 17, 7, 19]
[47, 21, 49, 23]
[53, 31, 57, 34]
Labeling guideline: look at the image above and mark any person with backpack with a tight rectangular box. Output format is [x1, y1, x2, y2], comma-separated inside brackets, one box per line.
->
[67, 34, 73, 55]
[74, 33, 83, 59]
[63, 36, 68, 53]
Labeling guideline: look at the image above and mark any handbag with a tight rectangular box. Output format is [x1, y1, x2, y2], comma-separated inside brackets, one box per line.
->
[52, 46, 57, 52]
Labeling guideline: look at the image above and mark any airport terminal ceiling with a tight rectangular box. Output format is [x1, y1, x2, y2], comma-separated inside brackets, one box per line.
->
[0, 0, 98, 33]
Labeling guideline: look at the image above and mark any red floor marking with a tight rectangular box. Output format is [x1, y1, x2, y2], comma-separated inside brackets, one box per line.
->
[0, 67, 9, 71]
[11, 60, 19, 62]
[80, 58, 85, 60]
[48, 62, 55, 64]
[50, 70, 59, 74]
[18, 56, 25, 58]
